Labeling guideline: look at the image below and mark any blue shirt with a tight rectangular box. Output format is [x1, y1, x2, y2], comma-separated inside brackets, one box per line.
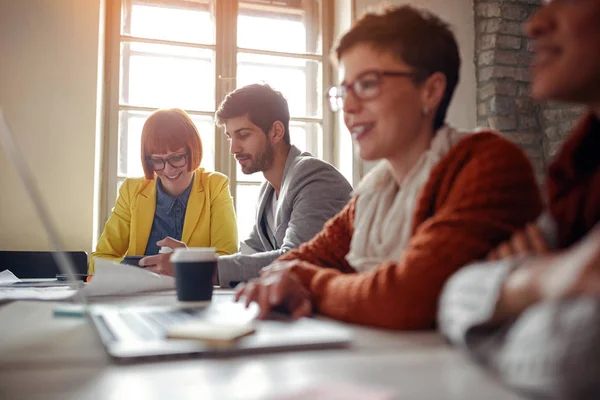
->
[144, 177, 193, 255]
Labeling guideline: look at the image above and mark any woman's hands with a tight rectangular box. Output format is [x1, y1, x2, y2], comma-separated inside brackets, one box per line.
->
[139, 237, 187, 276]
[235, 261, 313, 319]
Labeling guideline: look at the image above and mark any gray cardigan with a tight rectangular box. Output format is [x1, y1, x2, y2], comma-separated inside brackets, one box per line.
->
[217, 145, 353, 288]
[438, 212, 600, 399]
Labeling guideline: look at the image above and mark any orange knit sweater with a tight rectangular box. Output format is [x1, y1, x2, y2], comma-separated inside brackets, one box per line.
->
[277, 132, 543, 330]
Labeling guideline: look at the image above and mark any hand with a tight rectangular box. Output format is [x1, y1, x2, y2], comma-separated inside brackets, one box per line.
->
[487, 223, 550, 261]
[259, 260, 296, 275]
[139, 237, 187, 276]
[489, 226, 600, 324]
[538, 226, 600, 301]
[235, 265, 312, 320]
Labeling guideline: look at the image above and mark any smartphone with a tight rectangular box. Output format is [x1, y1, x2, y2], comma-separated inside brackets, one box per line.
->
[56, 273, 89, 282]
[121, 255, 145, 267]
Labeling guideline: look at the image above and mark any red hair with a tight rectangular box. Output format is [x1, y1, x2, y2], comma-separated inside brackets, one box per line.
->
[140, 108, 203, 180]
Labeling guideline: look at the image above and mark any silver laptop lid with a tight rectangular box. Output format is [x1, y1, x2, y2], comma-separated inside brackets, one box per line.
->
[0, 108, 87, 306]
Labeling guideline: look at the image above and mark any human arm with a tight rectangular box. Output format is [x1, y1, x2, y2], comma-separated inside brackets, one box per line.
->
[284, 139, 542, 329]
[487, 223, 550, 261]
[217, 163, 353, 287]
[439, 224, 600, 344]
[239, 137, 543, 328]
[438, 227, 600, 399]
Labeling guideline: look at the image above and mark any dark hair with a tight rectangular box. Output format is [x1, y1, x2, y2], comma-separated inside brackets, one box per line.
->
[215, 83, 291, 144]
[335, 5, 460, 131]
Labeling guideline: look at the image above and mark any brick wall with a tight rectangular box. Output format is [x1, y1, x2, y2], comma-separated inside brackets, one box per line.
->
[473, 0, 584, 183]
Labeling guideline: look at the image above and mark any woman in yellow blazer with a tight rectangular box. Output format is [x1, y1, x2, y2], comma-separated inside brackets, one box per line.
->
[90, 108, 238, 275]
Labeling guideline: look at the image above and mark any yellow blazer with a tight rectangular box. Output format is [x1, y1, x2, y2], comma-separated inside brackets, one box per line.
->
[89, 168, 238, 274]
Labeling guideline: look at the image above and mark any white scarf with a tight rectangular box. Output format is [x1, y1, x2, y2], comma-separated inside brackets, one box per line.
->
[346, 125, 471, 273]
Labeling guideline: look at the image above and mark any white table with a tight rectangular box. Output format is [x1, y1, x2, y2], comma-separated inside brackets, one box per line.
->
[0, 291, 523, 400]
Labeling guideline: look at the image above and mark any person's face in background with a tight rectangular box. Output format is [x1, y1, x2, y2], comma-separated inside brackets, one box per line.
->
[339, 44, 434, 163]
[527, 0, 600, 105]
[225, 115, 275, 175]
[148, 147, 194, 197]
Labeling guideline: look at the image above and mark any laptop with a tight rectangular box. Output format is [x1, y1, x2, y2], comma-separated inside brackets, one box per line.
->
[0, 108, 352, 362]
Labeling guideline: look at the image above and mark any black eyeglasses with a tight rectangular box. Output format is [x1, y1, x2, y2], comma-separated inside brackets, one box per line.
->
[146, 152, 188, 171]
[327, 69, 417, 112]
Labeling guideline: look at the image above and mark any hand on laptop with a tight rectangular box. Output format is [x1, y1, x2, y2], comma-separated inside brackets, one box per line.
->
[487, 223, 550, 261]
[259, 260, 296, 275]
[235, 264, 312, 320]
[139, 237, 187, 276]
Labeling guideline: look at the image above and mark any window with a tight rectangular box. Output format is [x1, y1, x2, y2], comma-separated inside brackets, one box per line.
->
[103, 0, 333, 242]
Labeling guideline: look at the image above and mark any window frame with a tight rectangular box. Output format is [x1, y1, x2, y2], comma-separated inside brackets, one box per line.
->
[97, 0, 335, 244]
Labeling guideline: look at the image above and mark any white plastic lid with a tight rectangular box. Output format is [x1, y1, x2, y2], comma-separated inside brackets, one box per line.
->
[170, 247, 217, 263]
[159, 246, 173, 254]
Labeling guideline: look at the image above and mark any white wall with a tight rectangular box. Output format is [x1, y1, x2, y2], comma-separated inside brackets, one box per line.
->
[355, 0, 477, 130]
[0, 0, 103, 251]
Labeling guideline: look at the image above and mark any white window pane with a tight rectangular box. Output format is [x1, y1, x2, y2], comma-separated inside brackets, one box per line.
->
[118, 110, 215, 178]
[120, 42, 215, 111]
[237, 53, 322, 118]
[290, 121, 322, 158]
[116, 178, 125, 200]
[122, 1, 215, 45]
[118, 111, 145, 178]
[238, 14, 305, 53]
[336, 114, 354, 185]
[236, 183, 262, 241]
[238, 1, 321, 54]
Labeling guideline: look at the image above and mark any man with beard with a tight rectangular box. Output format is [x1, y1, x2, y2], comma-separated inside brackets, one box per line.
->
[214, 83, 352, 288]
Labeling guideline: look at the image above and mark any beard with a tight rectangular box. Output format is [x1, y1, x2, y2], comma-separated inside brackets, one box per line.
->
[241, 142, 275, 174]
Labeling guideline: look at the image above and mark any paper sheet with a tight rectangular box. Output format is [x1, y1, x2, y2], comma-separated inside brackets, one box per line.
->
[0, 259, 175, 301]
[83, 258, 175, 296]
[0, 286, 76, 301]
[0, 269, 76, 301]
[0, 270, 20, 285]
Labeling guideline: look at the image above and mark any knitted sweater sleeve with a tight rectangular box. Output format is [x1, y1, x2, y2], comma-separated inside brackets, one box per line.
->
[288, 135, 543, 330]
[276, 198, 356, 274]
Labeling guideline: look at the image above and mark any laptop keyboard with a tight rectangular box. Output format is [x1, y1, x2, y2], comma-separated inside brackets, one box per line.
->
[119, 310, 199, 341]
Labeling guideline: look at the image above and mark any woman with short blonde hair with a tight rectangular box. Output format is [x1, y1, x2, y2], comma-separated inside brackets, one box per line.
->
[235, 6, 543, 329]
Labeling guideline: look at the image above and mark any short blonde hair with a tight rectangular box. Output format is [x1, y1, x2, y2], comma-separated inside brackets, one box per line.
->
[140, 108, 203, 180]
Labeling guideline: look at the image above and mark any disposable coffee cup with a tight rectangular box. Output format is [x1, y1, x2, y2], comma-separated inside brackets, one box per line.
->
[171, 247, 217, 302]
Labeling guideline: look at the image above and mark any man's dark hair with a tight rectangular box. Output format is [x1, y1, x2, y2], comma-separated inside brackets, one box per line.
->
[335, 5, 460, 131]
[215, 83, 291, 144]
